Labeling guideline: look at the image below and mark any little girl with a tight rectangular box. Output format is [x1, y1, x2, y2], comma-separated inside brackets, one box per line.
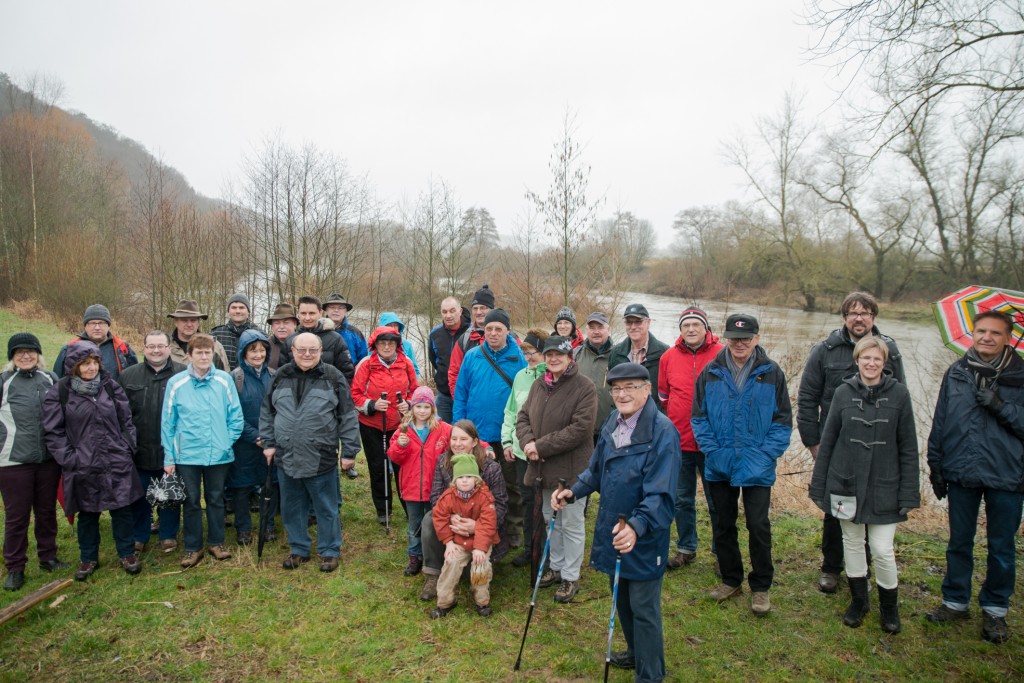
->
[387, 387, 451, 576]
[431, 453, 499, 619]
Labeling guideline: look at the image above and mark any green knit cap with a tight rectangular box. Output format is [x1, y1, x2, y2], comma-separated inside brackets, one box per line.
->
[451, 454, 480, 481]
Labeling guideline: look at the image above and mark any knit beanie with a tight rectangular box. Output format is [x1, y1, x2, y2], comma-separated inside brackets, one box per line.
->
[451, 453, 481, 481]
[410, 386, 436, 406]
[471, 284, 495, 309]
[678, 306, 710, 332]
[227, 292, 252, 313]
[555, 306, 577, 328]
[7, 333, 42, 360]
[483, 308, 511, 330]
[82, 304, 112, 326]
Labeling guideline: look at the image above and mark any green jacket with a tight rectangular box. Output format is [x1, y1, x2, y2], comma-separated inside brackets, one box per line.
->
[501, 362, 546, 459]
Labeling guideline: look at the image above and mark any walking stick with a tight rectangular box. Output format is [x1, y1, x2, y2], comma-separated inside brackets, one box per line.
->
[530, 476, 544, 583]
[604, 514, 627, 683]
[514, 478, 566, 672]
[381, 391, 390, 533]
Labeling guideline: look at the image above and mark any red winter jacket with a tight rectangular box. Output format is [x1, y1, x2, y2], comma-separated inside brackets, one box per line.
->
[447, 327, 485, 395]
[386, 421, 452, 501]
[352, 326, 418, 432]
[433, 482, 500, 552]
[658, 330, 724, 451]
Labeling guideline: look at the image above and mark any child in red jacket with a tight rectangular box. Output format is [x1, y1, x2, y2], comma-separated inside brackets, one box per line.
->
[387, 387, 451, 576]
[431, 453, 499, 618]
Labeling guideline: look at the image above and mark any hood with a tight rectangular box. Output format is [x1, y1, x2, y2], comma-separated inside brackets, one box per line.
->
[64, 340, 102, 375]
[368, 325, 404, 349]
[377, 312, 405, 334]
[238, 329, 271, 360]
[674, 329, 719, 353]
[460, 307, 472, 328]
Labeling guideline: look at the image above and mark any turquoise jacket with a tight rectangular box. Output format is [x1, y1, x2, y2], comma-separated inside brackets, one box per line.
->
[161, 365, 244, 466]
[501, 362, 546, 459]
[377, 312, 421, 378]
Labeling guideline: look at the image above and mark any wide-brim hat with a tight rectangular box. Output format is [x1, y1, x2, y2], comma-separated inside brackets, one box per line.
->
[167, 300, 208, 320]
[323, 293, 354, 312]
[267, 302, 299, 323]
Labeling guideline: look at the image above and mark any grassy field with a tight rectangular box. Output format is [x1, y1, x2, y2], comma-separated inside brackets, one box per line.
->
[0, 306, 1022, 681]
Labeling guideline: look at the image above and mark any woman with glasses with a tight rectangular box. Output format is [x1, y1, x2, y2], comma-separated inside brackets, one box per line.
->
[0, 334, 64, 591]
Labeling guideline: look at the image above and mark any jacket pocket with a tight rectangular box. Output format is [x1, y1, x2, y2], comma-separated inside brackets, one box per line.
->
[873, 476, 899, 515]
[830, 494, 857, 520]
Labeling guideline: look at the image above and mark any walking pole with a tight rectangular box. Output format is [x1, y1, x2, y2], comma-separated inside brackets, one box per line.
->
[514, 478, 566, 672]
[381, 391, 390, 533]
[604, 514, 627, 683]
[530, 476, 544, 583]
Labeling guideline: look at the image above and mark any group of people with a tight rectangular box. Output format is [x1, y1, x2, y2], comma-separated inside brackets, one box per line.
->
[0, 284, 1021, 682]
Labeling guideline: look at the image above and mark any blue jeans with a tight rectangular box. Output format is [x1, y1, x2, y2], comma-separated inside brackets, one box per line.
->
[406, 501, 428, 557]
[132, 469, 181, 543]
[77, 507, 135, 563]
[612, 572, 666, 683]
[228, 488, 254, 534]
[674, 450, 717, 554]
[279, 466, 341, 558]
[942, 483, 1024, 616]
[435, 392, 453, 424]
[178, 463, 230, 552]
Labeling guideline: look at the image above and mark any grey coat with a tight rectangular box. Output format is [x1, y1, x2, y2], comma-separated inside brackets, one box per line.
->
[808, 375, 920, 524]
[0, 367, 57, 467]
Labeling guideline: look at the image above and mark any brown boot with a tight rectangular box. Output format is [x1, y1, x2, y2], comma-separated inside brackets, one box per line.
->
[208, 545, 232, 561]
[420, 573, 438, 601]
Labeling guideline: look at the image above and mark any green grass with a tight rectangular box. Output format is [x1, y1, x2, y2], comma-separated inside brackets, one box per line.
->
[0, 304, 74, 366]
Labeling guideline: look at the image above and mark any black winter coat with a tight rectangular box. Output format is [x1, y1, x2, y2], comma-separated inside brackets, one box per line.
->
[118, 359, 186, 471]
[809, 375, 920, 524]
[607, 333, 669, 411]
[282, 321, 355, 382]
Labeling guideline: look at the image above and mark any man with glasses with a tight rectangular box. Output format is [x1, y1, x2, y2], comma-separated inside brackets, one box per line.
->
[608, 303, 669, 411]
[118, 331, 186, 554]
[53, 304, 137, 381]
[692, 314, 792, 616]
[260, 333, 361, 572]
[166, 300, 230, 371]
[797, 292, 905, 594]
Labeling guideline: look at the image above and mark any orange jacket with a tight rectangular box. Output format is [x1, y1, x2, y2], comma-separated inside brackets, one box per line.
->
[432, 482, 499, 552]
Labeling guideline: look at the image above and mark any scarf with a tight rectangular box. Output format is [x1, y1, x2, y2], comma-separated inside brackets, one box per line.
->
[965, 345, 1015, 388]
[725, 348, 756, 388]
[70, 376, 101, 397]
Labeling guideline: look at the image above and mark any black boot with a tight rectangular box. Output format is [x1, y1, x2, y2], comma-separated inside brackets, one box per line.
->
[843, 576, 870, 628]
[878, 585, 901, 634]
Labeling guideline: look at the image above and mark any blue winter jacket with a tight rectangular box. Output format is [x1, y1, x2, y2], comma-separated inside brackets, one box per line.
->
[927, 352, 1024, 492]
[377, 312, 420, 377]
[161, 364, 244, 467]
[691, 347, 793, 487]
[337, 320, 368, 366]
[453, 335, 527, 444]
[228, 330, 274, 489]
[571, 397, 681, 581]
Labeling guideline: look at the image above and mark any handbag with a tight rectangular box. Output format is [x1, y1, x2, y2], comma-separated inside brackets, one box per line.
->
[146, 472, 187, 508]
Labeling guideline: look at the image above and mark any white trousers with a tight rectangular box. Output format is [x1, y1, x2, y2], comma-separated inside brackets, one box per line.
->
[840, 520, 899, 589]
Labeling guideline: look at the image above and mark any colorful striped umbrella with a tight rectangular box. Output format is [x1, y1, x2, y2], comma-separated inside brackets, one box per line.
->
[932, 284, 1024, 357]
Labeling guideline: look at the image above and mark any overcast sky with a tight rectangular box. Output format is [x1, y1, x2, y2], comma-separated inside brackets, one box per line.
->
[1, 1, 848, 247]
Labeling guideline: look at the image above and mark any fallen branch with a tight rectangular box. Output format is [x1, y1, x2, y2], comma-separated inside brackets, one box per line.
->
[0, 579, 73, 627]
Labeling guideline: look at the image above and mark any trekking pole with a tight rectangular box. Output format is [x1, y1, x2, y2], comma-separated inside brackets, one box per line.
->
[514, 478, 566, 672]
[381, 391, 390, 533]
[604, 514, 627, 683]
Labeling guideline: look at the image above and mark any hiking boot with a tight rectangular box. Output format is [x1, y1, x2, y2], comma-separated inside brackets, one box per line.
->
[120, 555, 142, 575]
[261, 529, 277, 543]
[510, 550, 531, 568]
[710, 583, 742, 602]
[4, 571, 24, 591]
[420, 574, 439, 601]
[554, 579, 579, 603]
[667, 550, 696, 570]
[926, 603, 970, 623]
[818, 572, 839, 594]
[180, 551, 204, 568]
[751, 591, 771, 615]
[134, 541, 147, 553]
[878, 586, 901, 634]
[538, 568, 561, 588]
[74, 561, 98, 581]
[237, 531, 253, 546]
[431, 603, 457, 619]
[39, 559, 68, 572]
[404, 554, 422, 576]
[282, 554, 310, 570]
[476, 604, 492, 617]
[843, 576, 870, 628]
[608, 650, 636, 670]
[320, 556, 339, 572]
[982, 612, 1010, 644]
[160, 539, 178, 554]
[208, 545, 232, 561]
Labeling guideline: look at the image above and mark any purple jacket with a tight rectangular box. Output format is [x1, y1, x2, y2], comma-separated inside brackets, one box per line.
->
[42, 342, 141, 514]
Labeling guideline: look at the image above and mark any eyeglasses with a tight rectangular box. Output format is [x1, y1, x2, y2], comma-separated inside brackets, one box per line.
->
[610, 384, 648, 395]
[845, 310, 874, 320]
[727, 337, 754, 345]
[85, 321, 108, 327]
[294, 348, 321, 356]
[12, 349, 37, 356]
[144, 344, 169, 351]
[523, 350, 538, 358]
[624, 319, 646, 327]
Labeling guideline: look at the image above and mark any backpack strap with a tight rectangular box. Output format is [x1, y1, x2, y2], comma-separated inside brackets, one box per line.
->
[231, 367, 244, 396]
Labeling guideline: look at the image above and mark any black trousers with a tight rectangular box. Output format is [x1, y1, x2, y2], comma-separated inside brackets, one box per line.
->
[708, 482, 774, 592]
[359, 422, 404, 518]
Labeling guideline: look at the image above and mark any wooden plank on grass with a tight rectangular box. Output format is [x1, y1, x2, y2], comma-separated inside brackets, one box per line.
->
[0, 579, 73, 626]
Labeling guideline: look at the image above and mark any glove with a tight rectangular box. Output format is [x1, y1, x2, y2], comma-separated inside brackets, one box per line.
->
[929, 471, 947, 500]
[977, 387, 1005, 414]
[898, 507, 912, 516]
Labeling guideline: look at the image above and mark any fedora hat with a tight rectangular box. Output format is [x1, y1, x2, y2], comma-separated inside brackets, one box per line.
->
[167, 300, 208, 320]
[267, 302, 299, 323]
[323, 293, 354, 312]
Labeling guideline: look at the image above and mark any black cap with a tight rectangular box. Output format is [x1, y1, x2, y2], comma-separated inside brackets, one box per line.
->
[7, 333, 42, 360]
[483, 308, 511, 329]
[723, 313, 759, 339]
[542, 336, 574, 355]
[606, 362, 650, 383]
[623, 303, 649, 320]
[586, 311, 609, 325]
[472, 284, 495, 309]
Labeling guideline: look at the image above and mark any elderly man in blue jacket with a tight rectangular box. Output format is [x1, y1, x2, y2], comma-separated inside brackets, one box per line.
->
[691, 313, 792, 616]
[553, 362, 680, 683]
